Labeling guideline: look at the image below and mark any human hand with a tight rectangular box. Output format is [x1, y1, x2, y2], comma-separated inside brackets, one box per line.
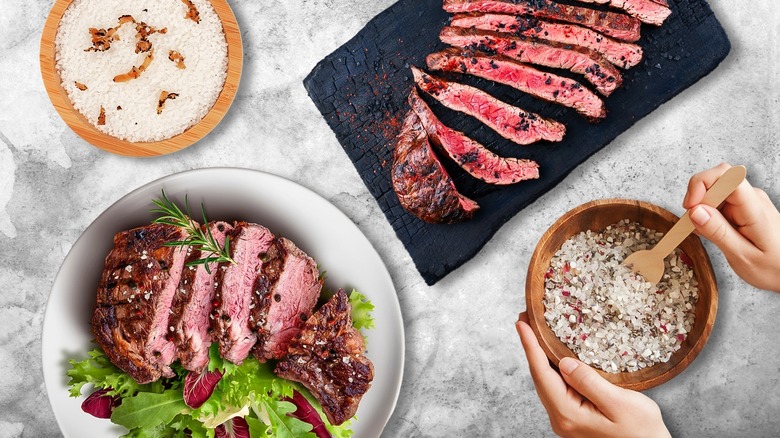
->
[683, 163, 780, 293]
[515, 313, 671, 438]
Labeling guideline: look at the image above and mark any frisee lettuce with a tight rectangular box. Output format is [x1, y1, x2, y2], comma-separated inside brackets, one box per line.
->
[66, 291, 373, 437]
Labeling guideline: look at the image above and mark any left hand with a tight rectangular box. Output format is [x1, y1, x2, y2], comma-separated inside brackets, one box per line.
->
[516, 312, 671, 438]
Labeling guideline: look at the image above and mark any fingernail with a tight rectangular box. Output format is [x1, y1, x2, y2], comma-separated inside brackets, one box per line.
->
[690, 206, 711, 226]
[559, 357, 579, 374]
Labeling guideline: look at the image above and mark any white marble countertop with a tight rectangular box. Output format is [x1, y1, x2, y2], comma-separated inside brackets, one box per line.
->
[1, 0, 779, 437]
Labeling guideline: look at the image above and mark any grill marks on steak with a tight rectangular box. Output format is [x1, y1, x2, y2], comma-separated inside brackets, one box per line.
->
[569, 0, 672, 26]
[408, 89, 540, 185]
[442, 0, 642, 42]
[275, 290, 374, 426]
[92, 224, 188, 384]
[168, 221, 233, 373]
[449, 14, 643, 69]
[427, 49, 606, 120]
[440, 27, 622, 96]
[250, 238, 322, 361]
[412, 66, 566, 144]
[392, 109, 479, 224]
[213, 222, 275, 364]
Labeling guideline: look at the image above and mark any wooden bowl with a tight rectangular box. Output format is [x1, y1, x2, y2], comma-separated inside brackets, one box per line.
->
[525, 199, 718, 391]
[39, 0, 242, 157]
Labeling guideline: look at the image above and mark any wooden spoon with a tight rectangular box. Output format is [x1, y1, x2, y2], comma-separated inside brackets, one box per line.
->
[624, 165, 747, 284]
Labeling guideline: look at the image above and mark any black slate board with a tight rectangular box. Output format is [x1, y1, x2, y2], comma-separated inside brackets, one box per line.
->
[304, 0, 730, 285]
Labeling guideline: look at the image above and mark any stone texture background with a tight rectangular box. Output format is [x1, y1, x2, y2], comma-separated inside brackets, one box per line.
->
[0, 0, 778, 437]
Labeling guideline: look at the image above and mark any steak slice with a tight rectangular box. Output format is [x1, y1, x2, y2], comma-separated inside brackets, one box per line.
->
[440, 27, 623, 96]
[250, 237, 322, 361]
[168, 221, 233, 373]
[213, 222, 275, 364]
[449, 14, 643, 69]
[426, 49, 606, 120]
[392, 108, 479, 224]
[92, 224, 188, 384]
[442, 0, 642, 42]
[408, 89, 540, 185]
[569, 0, 671, 26]
[412, 66, 566, 144]
[275, 290, 374, 426]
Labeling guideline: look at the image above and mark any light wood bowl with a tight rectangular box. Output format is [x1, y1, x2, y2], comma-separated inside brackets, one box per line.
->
[39, 0, 242, 157]
[525, 199, 718, 391]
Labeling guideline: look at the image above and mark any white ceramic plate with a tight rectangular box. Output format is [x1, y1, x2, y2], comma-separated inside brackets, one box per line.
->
[42, 168, 404, 437]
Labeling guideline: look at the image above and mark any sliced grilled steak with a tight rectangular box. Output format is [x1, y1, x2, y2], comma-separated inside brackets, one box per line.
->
[92, 224, 188, 384]
[168, 221, 233, 373]
[275, 290, 374, 426]
[569, 0, 671, 26]
[392, 109, 479, 224]
[449, 14, 643, 69]
[213, 222, 275, 364]
[412, 66, 566, 143]
[408, 89, 540, 185]
[426, 49, 606, 120]
[442, 0, 642, 42]
[250, 237, 322, 361]
[440, 27, 623, 96]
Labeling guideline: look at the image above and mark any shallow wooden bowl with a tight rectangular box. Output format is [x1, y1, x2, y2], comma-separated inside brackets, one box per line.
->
[40, 0, 242, 157]
[525, 199, 718, 391]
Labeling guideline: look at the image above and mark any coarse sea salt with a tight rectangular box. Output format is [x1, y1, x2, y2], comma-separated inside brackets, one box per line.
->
[543, 220, 698, 373]
[55, 0, 228, 142]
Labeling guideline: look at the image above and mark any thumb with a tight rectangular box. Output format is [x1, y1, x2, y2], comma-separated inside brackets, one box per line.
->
[559, 357, 622, 418]
[689, 205, 752, 258]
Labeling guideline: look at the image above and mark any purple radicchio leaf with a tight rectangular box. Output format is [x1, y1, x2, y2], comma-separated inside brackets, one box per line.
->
[285, 390, 332, 438]
[183, 369, 223, 409]
[81, 388, 121, 419]
[215, 416, 249, 438]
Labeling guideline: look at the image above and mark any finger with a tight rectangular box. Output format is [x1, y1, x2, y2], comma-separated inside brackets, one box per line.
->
[683, 163, 731, 209]
[518, 311, 529, 324]
[516, 320, 569, 409]
[558, 357, 624, 420]
[690, 204, 763, 258]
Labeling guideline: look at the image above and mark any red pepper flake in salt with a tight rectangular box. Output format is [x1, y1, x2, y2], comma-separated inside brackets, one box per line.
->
[677, 334, 686, 342]
[563, 262, 571, 274]
[660, 324, 668, 333]
[581, 334, 588, 340]
[679, 251, 694, 268]
[545, 268, 555, 279]
[561, 290, 570, 297]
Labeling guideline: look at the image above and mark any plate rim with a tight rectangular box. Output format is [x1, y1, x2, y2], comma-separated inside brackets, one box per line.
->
[39, 0, 244, 157]
[41, 167, 405, 436]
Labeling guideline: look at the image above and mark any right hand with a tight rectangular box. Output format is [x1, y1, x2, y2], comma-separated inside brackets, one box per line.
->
[684, 163, 780, 293]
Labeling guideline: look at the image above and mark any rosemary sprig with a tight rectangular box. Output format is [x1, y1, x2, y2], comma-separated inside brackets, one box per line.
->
[150, 190, 235, 273]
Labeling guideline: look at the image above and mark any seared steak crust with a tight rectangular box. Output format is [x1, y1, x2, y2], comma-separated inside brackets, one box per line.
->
[440, 27, 623, 96]
[92, 224, 188, 384]
[251, 238, 322, 361]
[275, 290, 374, 426]
[392, 109, 479, 224]
[442, 0, 642, 42]
[168, 221, 233, 373]
[426, 49, 606, 120]
[408, 89, 540, 185]
[449, 13, 643, 69]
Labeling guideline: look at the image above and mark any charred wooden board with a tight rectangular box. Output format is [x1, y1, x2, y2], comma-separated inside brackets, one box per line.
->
[304, 0, 730, 285]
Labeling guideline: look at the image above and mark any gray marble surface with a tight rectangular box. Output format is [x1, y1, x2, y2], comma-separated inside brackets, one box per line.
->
[1, 0, 779, 437]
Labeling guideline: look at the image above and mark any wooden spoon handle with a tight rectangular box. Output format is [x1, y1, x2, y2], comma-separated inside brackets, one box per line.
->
[653, 165, 747, 258]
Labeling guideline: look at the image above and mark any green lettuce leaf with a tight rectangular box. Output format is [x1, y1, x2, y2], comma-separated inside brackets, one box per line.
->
[255, 398, 315, 438]
[67, 348, 162, 398]
[349, 290, 375, 331]
[111, 390, 188, 430]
